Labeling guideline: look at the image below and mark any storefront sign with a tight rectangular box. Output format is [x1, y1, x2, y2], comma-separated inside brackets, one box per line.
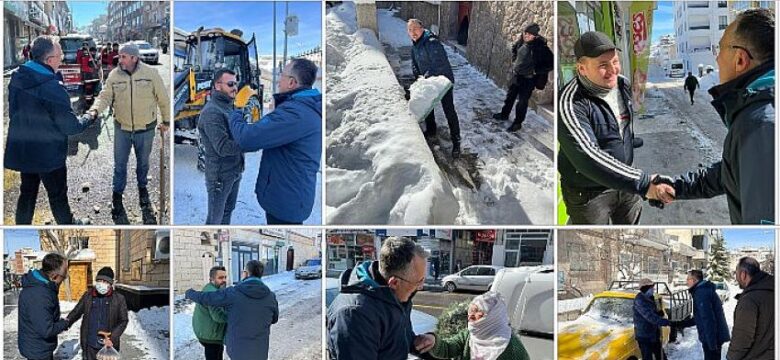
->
[629, 2, 654, 111]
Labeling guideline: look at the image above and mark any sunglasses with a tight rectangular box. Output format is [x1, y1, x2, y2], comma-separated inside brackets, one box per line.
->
[219, 80, 238, 88]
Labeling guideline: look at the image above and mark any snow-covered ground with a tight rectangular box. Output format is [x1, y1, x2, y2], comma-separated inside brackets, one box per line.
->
[173, 146, 322, 225]
[325, 2, 554, 225]
[4, 298, 169, 359]
[174, 271, 321, 360]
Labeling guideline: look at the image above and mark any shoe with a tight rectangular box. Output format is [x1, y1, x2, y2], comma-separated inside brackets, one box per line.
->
[507, 122, 523, 132]
[139, 187, 151, 209]
[492, 113, 508, 120]
[111, 192, 125, 216]
[452, 142, 461, 159]
[423, 129, 437, 141]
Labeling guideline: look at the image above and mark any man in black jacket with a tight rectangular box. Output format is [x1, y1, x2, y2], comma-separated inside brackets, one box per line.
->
[729, 257, 774, 360]
[684, 72, 699, 105]
[493, 23, 554, 132]
[198, 68, 244, 225]
[407, 19, 462, 159]
[558, 31, 674, 224]
[666, 9, 775, 224]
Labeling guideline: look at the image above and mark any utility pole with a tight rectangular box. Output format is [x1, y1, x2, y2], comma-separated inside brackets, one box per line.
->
[272, 2, 277, 94]
[283, 1, 289, 68]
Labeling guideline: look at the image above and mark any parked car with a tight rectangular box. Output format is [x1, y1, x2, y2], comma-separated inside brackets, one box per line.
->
[295, 258, 322, 280]
[441, 265, 503, 293]
[491, 265, 554, 360]
[132, 40, 160, 64]
[714, 281, 731, 303]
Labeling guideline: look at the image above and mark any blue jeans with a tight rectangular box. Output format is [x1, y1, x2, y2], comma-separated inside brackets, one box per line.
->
[114, 125, 155, 193]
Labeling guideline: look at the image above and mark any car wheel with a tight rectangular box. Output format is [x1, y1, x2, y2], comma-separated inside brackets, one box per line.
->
[445, 282, 456, 293]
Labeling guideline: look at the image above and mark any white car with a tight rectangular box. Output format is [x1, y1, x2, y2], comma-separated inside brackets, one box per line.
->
[714, 281, 731, 303]
[440, 265, 503, 293]
[132, 40, 159, 64]
[295, 258, 322, 280]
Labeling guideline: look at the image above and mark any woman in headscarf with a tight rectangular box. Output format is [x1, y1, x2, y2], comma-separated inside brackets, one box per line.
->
[424, 292, 529, 360]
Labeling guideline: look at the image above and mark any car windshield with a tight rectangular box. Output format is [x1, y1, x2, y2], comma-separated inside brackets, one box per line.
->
[584, 297, 634, 323]
[136, 42, 152, 50]
[671, 63, 683, 69]
[305, 259, 321, 266]
[61, 38, 95, 52]
[715, 283, 727, 290]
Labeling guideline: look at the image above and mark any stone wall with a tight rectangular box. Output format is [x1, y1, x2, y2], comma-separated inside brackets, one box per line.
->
[119, 230, 169, 288]
[173, 229, 221, 294]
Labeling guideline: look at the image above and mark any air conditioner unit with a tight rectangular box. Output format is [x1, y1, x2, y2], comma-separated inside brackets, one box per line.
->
[154, 230, 170, 260]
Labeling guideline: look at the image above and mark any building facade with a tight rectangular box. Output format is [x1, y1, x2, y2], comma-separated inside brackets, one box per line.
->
[674, 1, 729, 75]
[4, 1, 73, 67]
[107, 1, 169, 44]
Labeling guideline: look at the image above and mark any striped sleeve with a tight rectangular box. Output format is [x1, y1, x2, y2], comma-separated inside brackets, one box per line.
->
[558, 79, 650, 195]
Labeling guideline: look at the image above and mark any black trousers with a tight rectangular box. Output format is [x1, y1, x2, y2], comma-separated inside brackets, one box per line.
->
[500, 76, 535, 126]
[637, 340, 664, 360]
[16, 166, 74, 225]
[688, 88, 696, 103]
[561, 187, 642, 225]
[201, 341, 224, 360]
[703, 345, 721, 360]
[425, 87, 461, 144]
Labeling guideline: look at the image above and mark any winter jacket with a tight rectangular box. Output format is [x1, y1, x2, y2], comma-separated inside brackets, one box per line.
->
[684, 75, 699, 90]
[558, 75, 651, 194]
[632, 290, 671, 342]
[5, 61, 93, 173]
[18, 270, 70, 359]
[327, 261, 417, 360]
[198, 90, 244, 181]
[76, 49, 94, 73]
[672, 62, 775, 224]
[430, 329, 530, 360]
[228, 87, 322, 223]
[727, 272, 774, 360]
[90, 60, 170, 131]
[186, 277, 279, 360]
[511, 36, 554, 89]
[191, 282, 228, 344]
[681, 280, 730, 351]
[66, 288, 129, 352]
[411, 30, 454, 82]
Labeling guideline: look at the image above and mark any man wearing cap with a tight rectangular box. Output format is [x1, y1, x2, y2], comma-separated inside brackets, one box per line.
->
[86, 43, 170, 225]
[677, 270, 729, 360]
[407, 18, 462, 159]
[493, 23, 553, 132]
[632, 278, 670, 360]
[558, 31, 674, 224]
[67, 267, 129, 360]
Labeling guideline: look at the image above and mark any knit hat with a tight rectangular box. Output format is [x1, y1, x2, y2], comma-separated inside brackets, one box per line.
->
[96, 267, 115, 284]
[524, 23, 541, 36]
[118, 43, 140, 58]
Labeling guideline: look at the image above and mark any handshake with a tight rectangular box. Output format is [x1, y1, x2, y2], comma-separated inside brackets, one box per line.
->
[646, 174, 676, 209]
[78, 109, 99, 125]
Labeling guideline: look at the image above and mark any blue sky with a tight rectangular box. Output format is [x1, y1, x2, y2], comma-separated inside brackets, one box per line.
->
[723, 229, 775, 250]
[4, 230, 41, 256]
[652, 1, 675, 42]
[175, 1, 322, 56]
[68, 1, 109, 28]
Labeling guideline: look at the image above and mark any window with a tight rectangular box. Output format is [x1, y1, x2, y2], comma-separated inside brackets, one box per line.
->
[477, 267, 495, 276]
[462, 267, 478, 276]
[568, 243, 596, 272]
[719, 16, 728, 30]
[718, 1, 727, 8]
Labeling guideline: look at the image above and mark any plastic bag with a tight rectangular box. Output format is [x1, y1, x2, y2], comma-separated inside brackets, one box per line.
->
[96, 345, 120, 360]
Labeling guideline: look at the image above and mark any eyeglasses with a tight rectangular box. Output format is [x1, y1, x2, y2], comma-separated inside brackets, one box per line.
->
[394, 274, 424, 287]
[218, 80, 238, 88]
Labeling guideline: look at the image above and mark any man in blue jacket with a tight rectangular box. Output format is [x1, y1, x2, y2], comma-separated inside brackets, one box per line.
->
[18, 253, 71, 360]
[678, 270, 730, 360]
[4, 35, 94, 225]
[228, 58, 321, 225]
[328, 237, 432, 360]
[633, 278, 671, 360]
[186, 260, 279, 360]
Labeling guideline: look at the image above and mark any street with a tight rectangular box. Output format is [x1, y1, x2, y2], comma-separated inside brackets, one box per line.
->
[3, 54, 171, 225]
[412, 287, 479, 317]
[174, 271, 321, 360]
[3, 289, 170, 359]
[633, 64, 730, 224]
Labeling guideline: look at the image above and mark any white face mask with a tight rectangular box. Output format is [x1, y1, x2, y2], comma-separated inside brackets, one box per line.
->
[95, 282, 110, 295]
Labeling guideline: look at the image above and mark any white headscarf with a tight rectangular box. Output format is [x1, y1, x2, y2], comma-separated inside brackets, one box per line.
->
[468, 292, 512, 360]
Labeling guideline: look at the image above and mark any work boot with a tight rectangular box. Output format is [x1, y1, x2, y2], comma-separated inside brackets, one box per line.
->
[492, 113, 508, 121]
[423, 128, 437, 141]
[139, 187, 151, 209]
[111, 192, 125, 215]
[507, 121, 523, 132]
[451, 141, 461, 159]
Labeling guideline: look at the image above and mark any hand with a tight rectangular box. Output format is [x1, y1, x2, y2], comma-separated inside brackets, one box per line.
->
[86, 109, 98, 120]
[414, 334, 435, 353]
[104, 338, 113, 348]
[158, 122, 169, 133]
[646, 174, 676, 205]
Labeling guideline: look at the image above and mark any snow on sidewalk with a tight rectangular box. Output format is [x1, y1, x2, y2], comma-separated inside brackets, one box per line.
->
[325, 2, 460, 225]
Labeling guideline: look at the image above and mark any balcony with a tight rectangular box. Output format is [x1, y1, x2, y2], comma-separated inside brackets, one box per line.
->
[687, 1, 709, 9]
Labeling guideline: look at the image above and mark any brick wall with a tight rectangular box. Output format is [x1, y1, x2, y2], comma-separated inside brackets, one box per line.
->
[173, 229, 220, 294]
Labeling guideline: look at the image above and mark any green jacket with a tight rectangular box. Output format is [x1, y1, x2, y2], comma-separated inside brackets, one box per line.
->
[191, 283, 228, 344]
[430, 329, 530, 360]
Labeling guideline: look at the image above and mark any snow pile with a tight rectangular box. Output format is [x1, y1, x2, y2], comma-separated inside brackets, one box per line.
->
[124, 306, 170, 359]
[408, 75, 452, 121]
[325, 2, 459, 224]
[377, 8, 412, 48]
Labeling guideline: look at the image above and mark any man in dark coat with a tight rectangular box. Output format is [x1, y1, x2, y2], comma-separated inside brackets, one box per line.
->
[4, 35, 94, 225]
[493, 23, 554, 132]
[66, 267, 129, 360]
[186, 260, 279, 360]
[407, 18, 462, 158]
[228, 58, 321, 225]
[199, 68, 244, 225]
[18, 253, 71, 360]
[728, 257, 774, 360]
[684, 72, 700, 105]
[678, 270, 730, 360]
[632, 278, 670, 360]
[328, 237, 432, 360]
[666, 9, 775, 224]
